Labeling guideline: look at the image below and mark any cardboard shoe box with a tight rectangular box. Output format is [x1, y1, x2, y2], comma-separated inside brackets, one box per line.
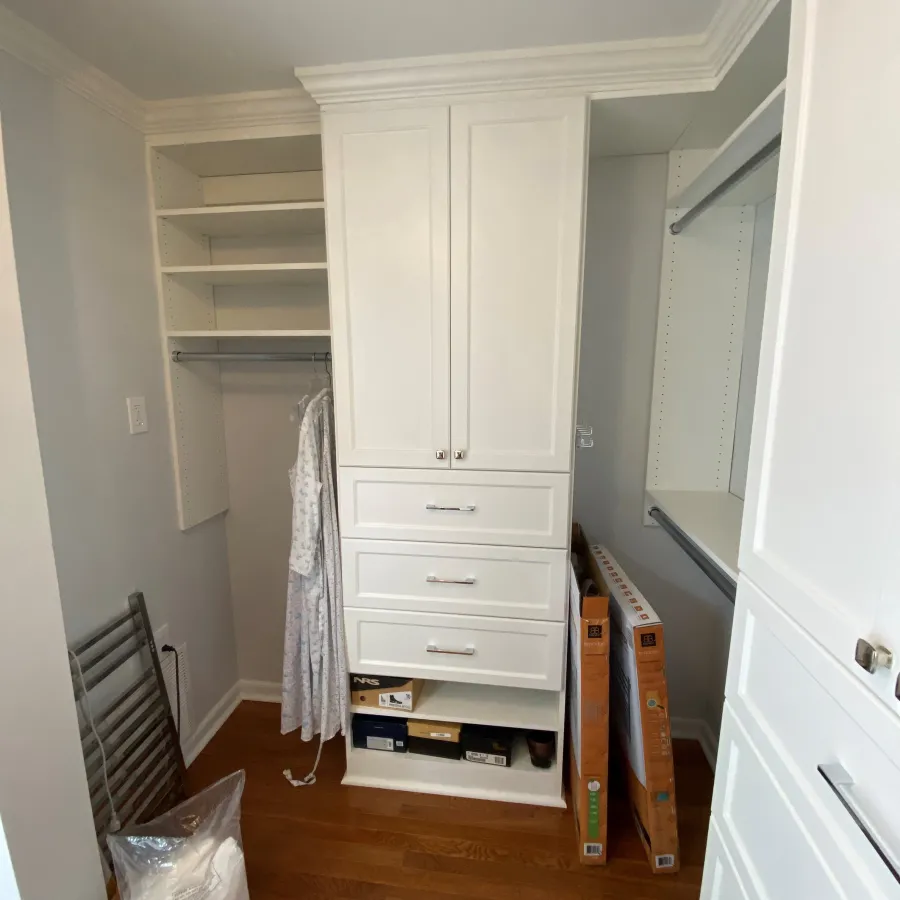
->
[350, 674, 422, 712]
[408, 720, 462, 760]
[351, 714, 408, 752]
[568, 524, 611, 865]
[597, 545, 680, 875]
[460, 724, 513, 767]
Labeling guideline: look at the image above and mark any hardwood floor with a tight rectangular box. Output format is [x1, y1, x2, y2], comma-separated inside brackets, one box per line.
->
[187, 702, 713, 900]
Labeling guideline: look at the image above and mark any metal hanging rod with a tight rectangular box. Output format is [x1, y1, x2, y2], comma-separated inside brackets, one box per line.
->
[171, 350, 332, 363]
[669, 134, 782, 236]
[648, 505, 737, 603]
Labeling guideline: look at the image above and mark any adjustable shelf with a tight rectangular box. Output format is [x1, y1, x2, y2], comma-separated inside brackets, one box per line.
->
[157, 202, 326, 237]
[161, 263, 328, 286]
[167, 329, 331, 340]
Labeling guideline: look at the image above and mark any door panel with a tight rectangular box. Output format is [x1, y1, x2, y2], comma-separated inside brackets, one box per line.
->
[739, 0, 900, 705]
[324, 107, 450, 468]
[449, 97, 587, 472]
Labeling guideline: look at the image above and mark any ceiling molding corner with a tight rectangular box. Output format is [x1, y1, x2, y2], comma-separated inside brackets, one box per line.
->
[144, 88, 320, 137]
[0, 5, 145, 131]
[295, 0, 781, 107]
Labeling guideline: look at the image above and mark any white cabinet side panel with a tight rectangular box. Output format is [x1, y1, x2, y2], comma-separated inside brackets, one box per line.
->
[648, 150, 754, 495]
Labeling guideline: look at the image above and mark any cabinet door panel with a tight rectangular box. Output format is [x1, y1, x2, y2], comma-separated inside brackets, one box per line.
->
[324, 107, 450, 468]
[738, 0, 900, 708]
[449, 98, 587, 472]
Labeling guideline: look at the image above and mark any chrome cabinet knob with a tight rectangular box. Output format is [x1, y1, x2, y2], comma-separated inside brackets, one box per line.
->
[453, 450, 465, 460]
[855, 638, 893, 674]
[436, 450, 446, 460]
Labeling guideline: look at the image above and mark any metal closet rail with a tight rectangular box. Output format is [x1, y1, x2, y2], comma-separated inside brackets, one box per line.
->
[171, 350, 332, 363]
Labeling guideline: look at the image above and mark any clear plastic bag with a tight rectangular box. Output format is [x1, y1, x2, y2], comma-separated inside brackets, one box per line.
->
[108, 770, 250, 900]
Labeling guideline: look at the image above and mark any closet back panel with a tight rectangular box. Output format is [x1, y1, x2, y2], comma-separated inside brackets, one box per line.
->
[647, 150, 756, 499]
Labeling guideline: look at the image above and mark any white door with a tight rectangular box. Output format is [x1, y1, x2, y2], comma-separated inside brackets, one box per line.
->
[739, 0, 900, 709]
[324, 107, 451, 468]
[449, 97, 587, 472]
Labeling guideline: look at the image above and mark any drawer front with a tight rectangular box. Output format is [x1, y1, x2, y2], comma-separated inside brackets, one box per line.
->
[338, 467, 570, 548]
[713, 707, 848, 900]
[344, 607, 565, 690]
[342, 539, 567, 621]
[700, 820, 753, 900]
[725, 577, 900, 899]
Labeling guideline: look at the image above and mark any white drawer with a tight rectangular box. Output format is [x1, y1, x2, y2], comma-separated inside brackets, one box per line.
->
[344, 607, 565, 690]
[724, 577, 900, 899]
[337, 467, 570, 548]
[342, 539, 567, 621]
[700, 819, 752, 900]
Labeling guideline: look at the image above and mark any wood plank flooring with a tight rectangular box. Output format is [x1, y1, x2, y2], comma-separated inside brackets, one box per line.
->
[187, 701, 713, 900]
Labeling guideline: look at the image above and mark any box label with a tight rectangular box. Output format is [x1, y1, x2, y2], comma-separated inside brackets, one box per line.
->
[655, 854, 676, 869]
[378, 691, 412, 710]
[429, 731, 452, 739]
[465, 751, 506, 766]
[583, 843, 604, 857]
[366, 736, 394, 751]
[587, 780, 601, 839]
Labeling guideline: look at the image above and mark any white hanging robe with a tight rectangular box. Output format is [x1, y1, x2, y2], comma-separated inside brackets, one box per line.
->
[281, 388, 347, 744]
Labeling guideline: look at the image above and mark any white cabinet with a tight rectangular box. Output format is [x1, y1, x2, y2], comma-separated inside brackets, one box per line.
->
[449, 98, 587, 472]
[324, 107, 450, 469]
[324, 98, 587, 471]
[738, 0, 900, 708]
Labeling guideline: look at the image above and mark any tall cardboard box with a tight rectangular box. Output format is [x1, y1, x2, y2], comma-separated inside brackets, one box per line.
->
[596, 544, 680, 875]
[567, 525, 611, 865]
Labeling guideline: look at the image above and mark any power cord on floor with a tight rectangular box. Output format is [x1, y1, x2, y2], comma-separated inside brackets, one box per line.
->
[161, 644, 181, 734]
[69, 649, 121, 833]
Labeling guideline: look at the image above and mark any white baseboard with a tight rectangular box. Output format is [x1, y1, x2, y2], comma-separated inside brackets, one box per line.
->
[183, 683, 241, 767]
[238, 679, 281, 703]
[670, 716, 719, 770]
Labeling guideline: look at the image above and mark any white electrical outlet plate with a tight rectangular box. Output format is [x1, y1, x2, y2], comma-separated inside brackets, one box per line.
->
[127, 396, 148, 434]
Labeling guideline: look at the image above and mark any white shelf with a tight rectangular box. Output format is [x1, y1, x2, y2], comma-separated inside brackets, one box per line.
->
[343, 735, 564, 808]
[157, 202, 325, 237]
[167, 329, 330, 339]
[161, 263, 327, 286]
[647, 489, 743, 581]
[350, 681, 561, 732]
[670, 81, 785, 210]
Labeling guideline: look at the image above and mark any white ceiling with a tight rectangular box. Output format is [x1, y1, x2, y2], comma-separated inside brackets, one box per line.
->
[0, 0, 723, 100]
[590, 0, 790, 157]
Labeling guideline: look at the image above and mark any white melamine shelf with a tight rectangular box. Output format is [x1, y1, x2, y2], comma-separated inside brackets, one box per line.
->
[161, 263, 327, 286]
[156, 202, 325, 237]
[343, 735, 564, 808]
[167, 329, 331, 339]
[670, 81, 786, 210]
[350, 681, 561, 732]
[647, 489, 743, 581]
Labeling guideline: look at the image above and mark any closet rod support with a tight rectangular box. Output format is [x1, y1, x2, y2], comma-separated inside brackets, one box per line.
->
[648, 505, 737, 603]
[171, 350, 332, 363]
[669, 135, 782, 235]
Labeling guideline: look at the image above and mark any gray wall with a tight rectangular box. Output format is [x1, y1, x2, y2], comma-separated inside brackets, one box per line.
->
[0, 52, 239, 742]
[574, 154, 733, 735]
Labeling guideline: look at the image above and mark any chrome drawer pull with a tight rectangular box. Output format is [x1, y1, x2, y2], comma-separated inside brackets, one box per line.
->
[818, 763, 900, 882]
[426, 575, 476, 585]
[426, 644, 475, 656]
[425, 503, 476, 512]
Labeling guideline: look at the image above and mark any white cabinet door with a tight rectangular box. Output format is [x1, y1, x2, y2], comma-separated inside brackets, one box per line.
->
[739, 0, 900, 708]
[449, 97, 587, 472]
[324, 107, 451, 468]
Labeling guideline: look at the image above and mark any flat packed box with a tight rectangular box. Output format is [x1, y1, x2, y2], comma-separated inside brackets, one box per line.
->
[596, 545, 679, 875]
[350, 674, 422, 712]
[568, 524, 611, 865]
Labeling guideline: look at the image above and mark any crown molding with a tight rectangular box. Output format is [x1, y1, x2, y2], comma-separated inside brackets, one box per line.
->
[0, 5, 145, 131]
[144, 88, 320, 137]
[296, 0, 778, 107]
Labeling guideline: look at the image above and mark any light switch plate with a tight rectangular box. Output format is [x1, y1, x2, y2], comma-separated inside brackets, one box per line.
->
[127, 396, 148, 434]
